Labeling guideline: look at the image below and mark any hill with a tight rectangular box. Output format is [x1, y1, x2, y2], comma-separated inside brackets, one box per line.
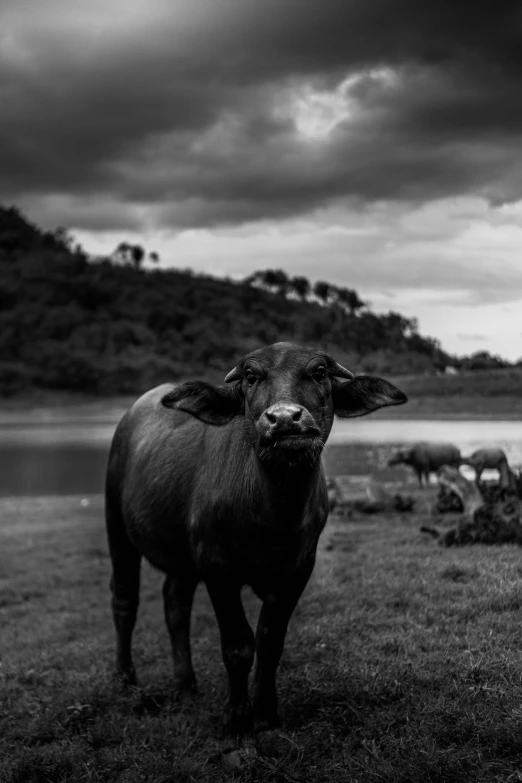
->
[0, 205, 504, 397]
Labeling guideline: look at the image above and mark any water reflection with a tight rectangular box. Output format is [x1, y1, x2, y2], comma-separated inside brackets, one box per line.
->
[0, 413, 521, 497]
[0, 443, 109, 496]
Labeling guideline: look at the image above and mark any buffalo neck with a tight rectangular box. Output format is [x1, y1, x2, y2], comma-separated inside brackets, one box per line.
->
[213, 417, 325, 528]
[252, 446, 324, 526]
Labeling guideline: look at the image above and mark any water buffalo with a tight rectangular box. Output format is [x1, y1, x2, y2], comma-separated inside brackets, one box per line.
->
[388, 442, 461, 487]
[460, 448, 510, 485]
[105, 342, 406, 733]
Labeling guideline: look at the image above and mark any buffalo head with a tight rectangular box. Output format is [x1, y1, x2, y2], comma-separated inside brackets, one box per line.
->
[163, 342, 407, 465]
[388, 449, 408, 467]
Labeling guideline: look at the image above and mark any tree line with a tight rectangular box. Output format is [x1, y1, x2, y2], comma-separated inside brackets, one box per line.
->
[0, 205, 510, 397]
[244, 270, 366, 314]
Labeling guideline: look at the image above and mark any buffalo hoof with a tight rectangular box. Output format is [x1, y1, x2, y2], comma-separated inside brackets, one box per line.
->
[253, 702, 280, 733]
[255, 730, 296, 760]
[115, 666, 137, 687]
[253, 713, 281, 734]
[172, 675, 198, 702]
[222, 700, 253, 735]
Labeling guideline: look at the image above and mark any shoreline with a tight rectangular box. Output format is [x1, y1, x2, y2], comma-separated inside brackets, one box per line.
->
[371, 411, 522, 421]
[1, 410, 522, 425]
[1, 410, 521, 422]
[1, 394, 522, 422]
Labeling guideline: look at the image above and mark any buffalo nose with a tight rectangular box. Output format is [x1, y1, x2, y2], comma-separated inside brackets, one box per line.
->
[264, 403, 303, 428]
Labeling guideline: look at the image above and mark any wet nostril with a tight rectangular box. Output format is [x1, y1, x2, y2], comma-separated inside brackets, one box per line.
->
[291, 409, 302, 422]
[266, 412, 277, 425]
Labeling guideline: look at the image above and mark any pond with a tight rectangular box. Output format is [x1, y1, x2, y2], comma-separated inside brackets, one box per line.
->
[1, 411, 521, 496]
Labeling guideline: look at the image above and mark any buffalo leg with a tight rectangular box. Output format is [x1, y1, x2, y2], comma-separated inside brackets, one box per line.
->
[415, 468, 423, 487]
[206, 578, 255, 733]
[107, 507, 142, 685]
[252, 560, 315, 732]
[163, 574, 198, 695]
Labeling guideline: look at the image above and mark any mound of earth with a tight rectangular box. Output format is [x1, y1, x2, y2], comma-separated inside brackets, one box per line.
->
[422, 466, 522, 546]
[328, 477, 415, 515]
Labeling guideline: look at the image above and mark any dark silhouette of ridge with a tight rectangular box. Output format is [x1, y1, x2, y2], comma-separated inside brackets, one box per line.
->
[0, 204, 504, 397]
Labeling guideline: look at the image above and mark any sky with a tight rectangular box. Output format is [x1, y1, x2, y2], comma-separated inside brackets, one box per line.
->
[2, 0, 522, 360]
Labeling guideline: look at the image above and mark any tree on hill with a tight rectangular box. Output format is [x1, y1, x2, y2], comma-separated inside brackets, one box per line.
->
[290, 276, 310, 301]
[112, 242, 146, 269]
[309, 281, 365, 314]
[336, 286, 365, 315]
[313, 280, 331, 305]
[459, 351, 510, 371]
[244, 269, 290, 296]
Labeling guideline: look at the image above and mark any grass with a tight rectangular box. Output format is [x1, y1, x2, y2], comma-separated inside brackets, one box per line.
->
[395, 368, 522, 398]
[2, 492, 522, 781]
[371, 394, 522, 419]
[4, 367, 522, 421]
[380, 368, 522, 419]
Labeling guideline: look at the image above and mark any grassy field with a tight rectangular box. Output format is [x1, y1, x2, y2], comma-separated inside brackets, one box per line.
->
[371, 394, 522, 420]
[2, 493, 522, 782]
[381, 368, 522, 419]
[2, 367, 522, 420]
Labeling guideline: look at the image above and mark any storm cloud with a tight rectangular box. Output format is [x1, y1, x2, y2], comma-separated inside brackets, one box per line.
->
[2, 0, 522, 230]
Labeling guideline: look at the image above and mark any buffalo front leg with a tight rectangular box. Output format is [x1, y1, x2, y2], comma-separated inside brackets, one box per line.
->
[163, 573, 198, 696]
[206, 578, 255, 734]
[108, 541, 142, 686]
[252, 560, 315, 732]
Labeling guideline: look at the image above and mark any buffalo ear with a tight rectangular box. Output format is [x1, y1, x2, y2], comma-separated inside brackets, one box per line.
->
[161, 381, 244, 425]
[332, 376, 407, 418]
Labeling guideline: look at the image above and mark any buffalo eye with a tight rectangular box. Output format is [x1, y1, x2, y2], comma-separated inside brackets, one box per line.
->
[245, 369, 257, 387]
[312, 366, 326, 383]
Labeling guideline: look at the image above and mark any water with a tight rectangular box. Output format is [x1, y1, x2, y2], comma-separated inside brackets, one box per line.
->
[1, 411, 521, 496]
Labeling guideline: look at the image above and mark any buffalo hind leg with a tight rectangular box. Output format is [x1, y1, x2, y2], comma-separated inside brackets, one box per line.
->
[163, 573, 198, 697]
[252, 559, 315, 732]
[107, 509, 142, 686]
[206, 578, 255, 734]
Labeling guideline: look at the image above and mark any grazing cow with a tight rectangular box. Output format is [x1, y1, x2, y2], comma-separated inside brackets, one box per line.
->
[388, 442, 461, 487]
[105, 342, 406, 733]
[460, 448, 510, 486]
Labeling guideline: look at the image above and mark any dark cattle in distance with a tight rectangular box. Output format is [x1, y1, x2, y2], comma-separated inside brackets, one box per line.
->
[460, 448, 510, 485]
[105, 342, 407, 733]
[388, 442, 461, 487]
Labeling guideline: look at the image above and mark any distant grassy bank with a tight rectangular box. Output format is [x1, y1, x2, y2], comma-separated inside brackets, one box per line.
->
[382, 367, 522, 419]
[2, 492, 522, 782]
[1, 367, 522, 420]
[372, 395, 522, 420]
